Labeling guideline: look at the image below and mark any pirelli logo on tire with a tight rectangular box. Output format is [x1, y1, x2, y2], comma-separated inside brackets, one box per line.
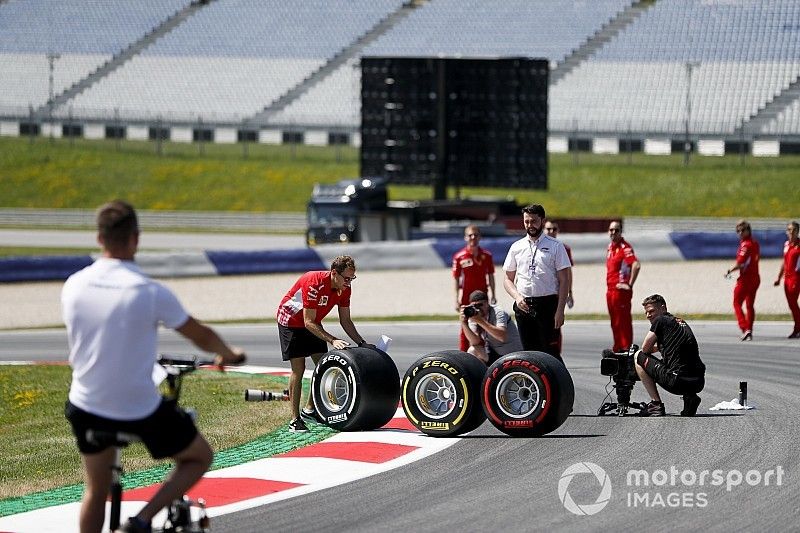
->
[420, 421, 450, 431]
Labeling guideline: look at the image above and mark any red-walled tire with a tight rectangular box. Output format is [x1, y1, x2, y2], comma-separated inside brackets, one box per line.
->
[311, 346, 399, 431]
[401, 350, 486, 437]
[481, 351, 574, 437]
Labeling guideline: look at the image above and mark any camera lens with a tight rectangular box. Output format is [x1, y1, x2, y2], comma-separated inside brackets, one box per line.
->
[464, 305, 478, 318]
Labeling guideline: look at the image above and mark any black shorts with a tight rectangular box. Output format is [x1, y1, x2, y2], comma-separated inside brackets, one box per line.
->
[279, 324, 327, 361]
[65, 400, 198, 459]
[637, 352, 705, 396]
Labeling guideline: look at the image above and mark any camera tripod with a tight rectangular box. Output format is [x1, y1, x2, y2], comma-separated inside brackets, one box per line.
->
[597, 378, 648, 416]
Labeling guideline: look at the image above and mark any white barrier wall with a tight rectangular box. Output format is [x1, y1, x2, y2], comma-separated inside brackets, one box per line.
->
[548, 135, 569, 153]
[752, 140, 780, 157]
[644, 138, 671, 155]
[0, 121, 19, 136]
[127, 125, 149, 141]
[592, 137, 619, 154]
[215, 127, 237, 144]
[259, 130, 282, 144]
[171, 127, 192, 143]
[698, 139, 725, 156]
[83, 124, 105, 140]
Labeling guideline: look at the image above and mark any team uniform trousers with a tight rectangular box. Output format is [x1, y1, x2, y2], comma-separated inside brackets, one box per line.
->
[606, 288, 634, 352]
[733, 277, 759, 332]
[786, 280, 800, 332]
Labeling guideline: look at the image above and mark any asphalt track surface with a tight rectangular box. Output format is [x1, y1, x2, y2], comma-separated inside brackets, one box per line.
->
[1, 321, 797, 532]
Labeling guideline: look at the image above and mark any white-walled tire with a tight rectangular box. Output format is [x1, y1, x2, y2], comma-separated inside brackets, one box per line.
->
[311, 347, 399, 431]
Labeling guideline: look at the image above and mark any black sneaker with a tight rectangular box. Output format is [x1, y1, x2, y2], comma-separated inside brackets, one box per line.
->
[288, 417, 309, 433]
[681, 394, 701, 417]
[115, 517, 152, 533]
[301, 406, 323, 423]
[740, 330, 752, 341]
[640, 400, 666, 417]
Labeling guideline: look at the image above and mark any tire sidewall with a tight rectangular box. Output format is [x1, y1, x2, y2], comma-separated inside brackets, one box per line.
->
[482, 351, 573, 436]
[312, 350, 359, 429]
[401, 351, 485, 436]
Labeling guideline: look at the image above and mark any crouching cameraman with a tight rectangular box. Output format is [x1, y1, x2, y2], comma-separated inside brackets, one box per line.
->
[635, 294, 706, 417]
[460, 290, 523, 364]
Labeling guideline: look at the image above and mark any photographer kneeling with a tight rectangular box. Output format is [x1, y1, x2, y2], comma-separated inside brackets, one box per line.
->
[635, 294, 706, 417]
[460, 290, 523, 364]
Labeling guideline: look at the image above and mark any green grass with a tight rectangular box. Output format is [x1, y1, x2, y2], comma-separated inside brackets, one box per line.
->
[0, 247, 96, 257]
[1, 136, 798, 217]
[0, 364, 300, 500]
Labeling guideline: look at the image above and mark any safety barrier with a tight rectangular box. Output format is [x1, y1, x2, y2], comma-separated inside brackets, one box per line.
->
[0, 230, 787, 283]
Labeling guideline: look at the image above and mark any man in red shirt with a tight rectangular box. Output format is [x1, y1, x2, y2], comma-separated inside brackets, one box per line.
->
[606, 221, 641, 352]
[774, 221, 800, 338]
[453, 224, 496, 351]
[277, 255, 373, 432]
[726, 220, 761, 341]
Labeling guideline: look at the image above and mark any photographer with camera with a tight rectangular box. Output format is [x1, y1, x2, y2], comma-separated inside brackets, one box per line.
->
[460, 290, 522, 364]
[634, 294, 706, 417]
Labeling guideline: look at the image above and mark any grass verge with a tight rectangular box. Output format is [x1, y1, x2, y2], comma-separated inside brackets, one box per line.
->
[0, 364, 326, 505]
[1, 136, 798, 217]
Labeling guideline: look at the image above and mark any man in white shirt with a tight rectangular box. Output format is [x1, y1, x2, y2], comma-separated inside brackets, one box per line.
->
[502, 204, 572, 362]
[62, 200, 245, 533]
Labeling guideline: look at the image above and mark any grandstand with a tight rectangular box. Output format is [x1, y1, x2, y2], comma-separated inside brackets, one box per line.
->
[2, 0, 800, 154]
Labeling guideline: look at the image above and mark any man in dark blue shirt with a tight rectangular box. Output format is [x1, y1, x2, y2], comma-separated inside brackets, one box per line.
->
[634, 294, 706, 417]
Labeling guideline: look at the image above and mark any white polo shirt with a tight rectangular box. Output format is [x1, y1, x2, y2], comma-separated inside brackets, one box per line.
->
[61, 258, 189, 420]
[503, 234, 571, 297]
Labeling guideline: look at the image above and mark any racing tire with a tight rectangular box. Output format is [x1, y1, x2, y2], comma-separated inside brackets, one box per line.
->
[481, 351, 574, 437]
[401, 350, 486, 437]
[311, 346, 400, 431]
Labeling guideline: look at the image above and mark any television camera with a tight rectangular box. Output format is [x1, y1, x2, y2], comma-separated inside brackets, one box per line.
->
[597, 344, 648, 416]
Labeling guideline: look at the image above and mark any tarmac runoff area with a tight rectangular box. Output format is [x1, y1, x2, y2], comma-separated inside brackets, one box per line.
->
[0, 258, 787, 329]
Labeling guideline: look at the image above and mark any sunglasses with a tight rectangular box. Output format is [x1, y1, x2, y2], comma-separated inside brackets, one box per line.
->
[609, 229, 621, 233]
[337, 272, 357, 282]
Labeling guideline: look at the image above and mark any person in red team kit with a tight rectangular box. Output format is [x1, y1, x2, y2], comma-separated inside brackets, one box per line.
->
[726, 220, 761, 341]
[606, 221, 641, 352]
[774, 221, 800, 338]
[453, 224, 496, 351]
[277, 255, 374, 432]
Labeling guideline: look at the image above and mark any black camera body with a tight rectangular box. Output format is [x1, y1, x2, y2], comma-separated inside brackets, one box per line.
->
[463, 304, 481, 318]
[600, 346, 639, 382]
[598, 344, 646, 416]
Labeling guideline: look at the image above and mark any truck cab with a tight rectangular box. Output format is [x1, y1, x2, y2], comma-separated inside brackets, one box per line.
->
[306, 177, 388, 245]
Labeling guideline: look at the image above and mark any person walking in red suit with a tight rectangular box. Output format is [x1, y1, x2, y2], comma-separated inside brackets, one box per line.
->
[606, 221, 641, 352]
[726, 220, 761, 341]
[453, 224, 496, 351]
[774, 221, 800, 338]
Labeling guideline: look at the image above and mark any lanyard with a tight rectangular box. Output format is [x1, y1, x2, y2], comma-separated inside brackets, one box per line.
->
[528, 239, 539, 274]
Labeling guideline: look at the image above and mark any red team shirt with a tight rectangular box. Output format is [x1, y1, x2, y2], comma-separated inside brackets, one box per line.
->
[606, 239, 638, 288]
[735, 237, 760, 282]
[452, 246, 494, 302]
[277, 271, 351, 328]
[783, 239, 800, 285]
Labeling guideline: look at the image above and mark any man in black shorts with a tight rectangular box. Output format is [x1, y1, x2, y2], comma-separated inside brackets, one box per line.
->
[276, 256, 374, 432]
[634, 294, 706, 417]
[62, 200, 245, 533]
